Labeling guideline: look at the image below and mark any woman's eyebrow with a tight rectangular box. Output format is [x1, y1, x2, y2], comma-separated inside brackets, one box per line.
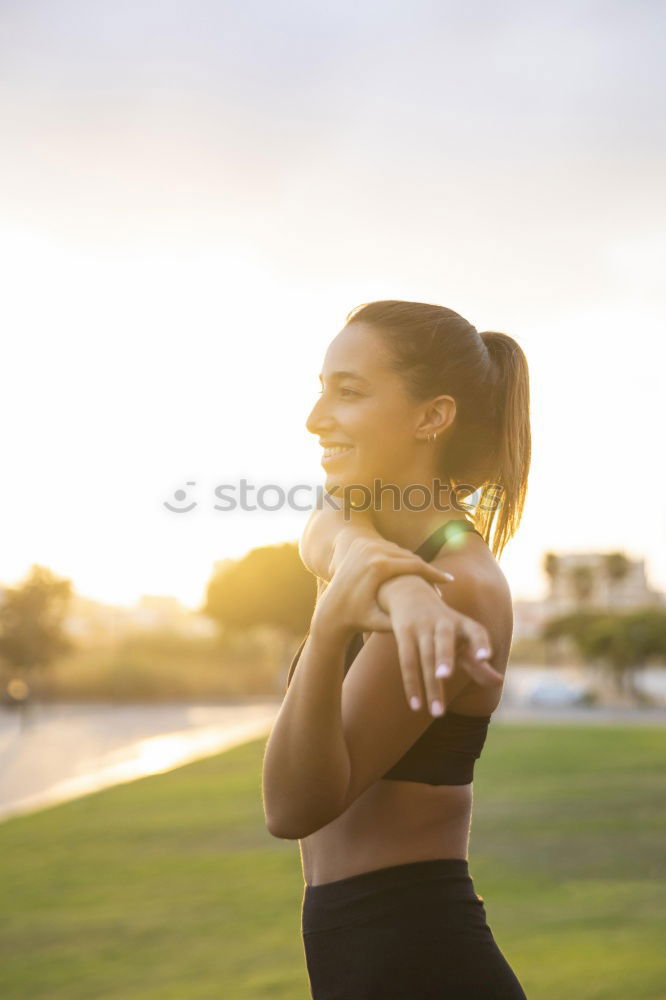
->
[318, 370, 370, 385]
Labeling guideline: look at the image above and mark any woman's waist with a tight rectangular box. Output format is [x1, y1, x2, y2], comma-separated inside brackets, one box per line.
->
[300, 783, 473, 887]
[301, 857, 484, 935]
[351, 775, 474, 830]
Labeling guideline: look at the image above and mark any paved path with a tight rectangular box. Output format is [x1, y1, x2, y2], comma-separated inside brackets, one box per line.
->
[0, 698, 663, 824]
[0, 701, 278, 822]
[491, 702, 666, 725]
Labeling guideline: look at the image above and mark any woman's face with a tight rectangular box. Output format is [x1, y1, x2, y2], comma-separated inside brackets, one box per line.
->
[306, 322, 428, 498]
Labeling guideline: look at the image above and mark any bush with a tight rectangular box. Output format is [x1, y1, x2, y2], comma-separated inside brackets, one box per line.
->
[16, 626, 288, 703]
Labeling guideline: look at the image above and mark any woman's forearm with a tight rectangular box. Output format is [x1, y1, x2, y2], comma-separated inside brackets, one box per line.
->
[299, 500, 379, 581]
[262, 615, 354, 839]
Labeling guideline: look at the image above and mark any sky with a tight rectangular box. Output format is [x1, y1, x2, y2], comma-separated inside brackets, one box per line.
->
[1, 0, 665, 611]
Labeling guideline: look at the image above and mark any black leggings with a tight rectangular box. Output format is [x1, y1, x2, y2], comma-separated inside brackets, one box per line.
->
[301, 858, 527, 999]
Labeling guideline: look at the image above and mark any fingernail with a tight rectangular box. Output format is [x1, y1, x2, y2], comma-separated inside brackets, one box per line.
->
[431, 699, 443, 716]
[475, 647, 490, 660]
[436, 663, 451, 678]
[410, 696, 421, 711]
[440, 572, 454, 581]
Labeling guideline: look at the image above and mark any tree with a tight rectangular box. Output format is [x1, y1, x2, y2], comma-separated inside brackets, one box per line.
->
[541, 608, 666, 704]
[541, 552, 562, 663]
[569, 564, 595, 608]
[604, 552, 630, 609]
[581, 609, 666, 701]
[0, 564, 74, 692]
[543, 552, 559, 590]
[201, 542, 317, 688]
[542, 609, 599, 666]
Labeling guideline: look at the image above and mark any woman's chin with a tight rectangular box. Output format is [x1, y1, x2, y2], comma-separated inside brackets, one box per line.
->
[323, 475, 374, 511]
[323, 470, 348, 492]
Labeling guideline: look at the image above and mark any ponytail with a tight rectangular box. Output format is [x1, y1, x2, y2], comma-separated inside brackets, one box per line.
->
[475, 331, 531, 559]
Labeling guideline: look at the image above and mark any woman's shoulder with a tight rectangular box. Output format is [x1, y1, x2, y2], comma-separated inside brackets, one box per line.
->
[431, 528, 510, 595]
[429, 536, 513, 674]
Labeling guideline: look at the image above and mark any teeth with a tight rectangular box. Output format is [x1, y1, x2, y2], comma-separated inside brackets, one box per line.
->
[323, 446, 353, 457]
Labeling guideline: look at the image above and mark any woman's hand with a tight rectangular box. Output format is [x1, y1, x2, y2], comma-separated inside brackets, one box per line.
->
[328, 525, 433, 579]
[376, 575, 503, 715]
[302, 509, 502, 713]
[299, 500, 378, 581]
[311, 536, 454, 643]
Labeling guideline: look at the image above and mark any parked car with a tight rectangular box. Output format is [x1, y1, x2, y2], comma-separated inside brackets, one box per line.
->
[527, 677, 597, 707]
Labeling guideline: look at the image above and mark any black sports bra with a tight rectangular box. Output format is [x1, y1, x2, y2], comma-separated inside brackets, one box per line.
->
[285, 519, 492, 786]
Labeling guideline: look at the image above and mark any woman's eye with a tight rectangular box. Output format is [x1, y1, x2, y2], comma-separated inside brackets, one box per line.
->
[316, 387, 359, 398]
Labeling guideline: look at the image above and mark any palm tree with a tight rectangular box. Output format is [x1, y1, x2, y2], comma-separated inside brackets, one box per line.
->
[569, 564, 595, 609]
[604, 552, 630, 610]
[542, 553, 562, 665]
[543, 552, 559, 595]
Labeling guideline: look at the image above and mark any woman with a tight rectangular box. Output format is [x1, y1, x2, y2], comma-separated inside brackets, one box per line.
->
[263, 299, 531, 998]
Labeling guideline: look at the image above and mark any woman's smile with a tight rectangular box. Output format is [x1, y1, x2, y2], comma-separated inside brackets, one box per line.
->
[321, 445, 355, 465]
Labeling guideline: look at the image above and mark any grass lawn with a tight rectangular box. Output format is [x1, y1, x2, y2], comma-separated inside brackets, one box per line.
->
[0, 722, 664, 999]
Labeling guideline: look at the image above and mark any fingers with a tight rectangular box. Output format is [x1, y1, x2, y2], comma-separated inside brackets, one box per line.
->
[395, 630, 426, 712]
[423, 564, 455, 582]
[342, 540, 455, 589]
[433, 617, 456, 689]
[399, 615, 501, 716]
[416, 629, 446, 717]
[369, 554, 454, 587]
[455, 619, 503, 685]
[397, 622, 456, 717]
[427, 617, 459, 714]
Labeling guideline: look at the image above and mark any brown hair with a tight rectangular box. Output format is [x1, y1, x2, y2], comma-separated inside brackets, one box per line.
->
[345, 299, 531, 560]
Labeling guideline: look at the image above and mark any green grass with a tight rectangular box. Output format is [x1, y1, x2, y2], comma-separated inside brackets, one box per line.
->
[0, 723, 664, 999]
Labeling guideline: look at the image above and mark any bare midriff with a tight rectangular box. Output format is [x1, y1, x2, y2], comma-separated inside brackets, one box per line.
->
[299, 778, 473, 887]
[298, 621, 502, 888]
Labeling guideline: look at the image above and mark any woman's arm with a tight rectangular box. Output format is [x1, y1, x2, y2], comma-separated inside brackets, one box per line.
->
[301, 499, 448, 617]
[263, 537, 452, 838]
[299, 497, 379, 581]
[263, 533, 502, 838]
[299, 503, 501, 710]
[263, 616, 352, 839]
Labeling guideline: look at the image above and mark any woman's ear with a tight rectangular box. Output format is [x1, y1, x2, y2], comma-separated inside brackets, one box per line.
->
[428, 394, 457, 435]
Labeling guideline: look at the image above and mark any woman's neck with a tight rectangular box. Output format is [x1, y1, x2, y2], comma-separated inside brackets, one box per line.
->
[370, 507, 472, 554]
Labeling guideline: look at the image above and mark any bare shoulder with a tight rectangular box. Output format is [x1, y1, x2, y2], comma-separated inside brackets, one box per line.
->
[429, 533, 513, 682]
[430, 534, 511, 612]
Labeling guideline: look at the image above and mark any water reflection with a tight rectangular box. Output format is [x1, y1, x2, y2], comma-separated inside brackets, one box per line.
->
[0, 703, 278, 822]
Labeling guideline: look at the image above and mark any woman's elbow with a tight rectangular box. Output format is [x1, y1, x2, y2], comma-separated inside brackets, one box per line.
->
[265, 818, 301, 840]
[263, 783, 299, 838]
[264, 806, 332, 840]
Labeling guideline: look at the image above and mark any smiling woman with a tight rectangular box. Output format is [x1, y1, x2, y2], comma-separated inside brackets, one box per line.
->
[321, 443, 354, 465]
[262, 298, 531, 999]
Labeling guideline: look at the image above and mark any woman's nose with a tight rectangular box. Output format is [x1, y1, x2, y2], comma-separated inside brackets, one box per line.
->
[305, 396, 331, 436]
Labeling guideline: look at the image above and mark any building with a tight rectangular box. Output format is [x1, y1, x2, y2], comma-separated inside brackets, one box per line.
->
[513, 551, 665, 639]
